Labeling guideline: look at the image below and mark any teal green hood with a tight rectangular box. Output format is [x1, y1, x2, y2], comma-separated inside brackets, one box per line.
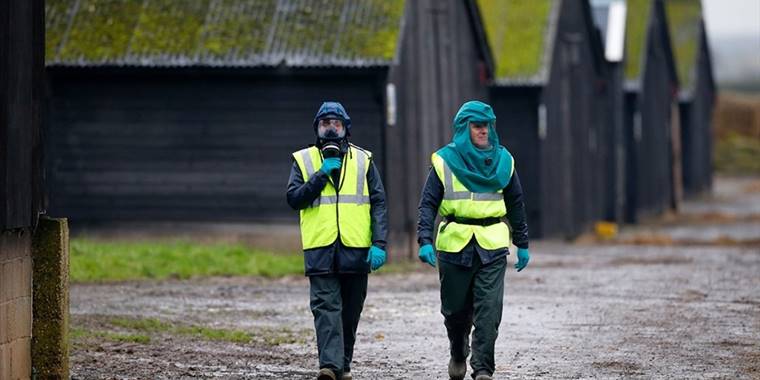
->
[436, 101, 513, 193]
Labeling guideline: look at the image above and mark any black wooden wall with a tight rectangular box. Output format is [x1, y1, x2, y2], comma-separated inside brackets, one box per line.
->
[625, 4, 677, 222]
[385, 0, 490, 255]
[490, 0, 605, 239]
[490, 88, 542, 236]
[602, 62, 626, 224]
[680, 29, 715, 197]
[1, 0, 45, 230]
[45, 69, 386, 223]
[540, 0, 605, 239]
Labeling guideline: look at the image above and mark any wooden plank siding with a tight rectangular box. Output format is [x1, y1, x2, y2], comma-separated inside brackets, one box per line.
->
[490, 0, 606, 239]
[385, 0, 490, 256]
[624, 1, 679, 223]
[44, 1, 495, 259]
[680, 28, 715, 197]
[45, 69, 386, 223]
[1, 0, 45, 230]
[1, 0, 43, 375]
[489, 87, 542, 236]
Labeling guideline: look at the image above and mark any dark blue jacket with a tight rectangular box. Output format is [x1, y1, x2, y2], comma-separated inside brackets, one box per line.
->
[287, 146, 388, 276]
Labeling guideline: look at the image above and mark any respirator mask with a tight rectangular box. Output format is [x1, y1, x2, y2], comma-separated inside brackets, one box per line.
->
[316, 118, 348, 158]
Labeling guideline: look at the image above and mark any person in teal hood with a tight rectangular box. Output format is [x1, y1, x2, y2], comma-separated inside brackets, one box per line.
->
[417, 101, 530, 380]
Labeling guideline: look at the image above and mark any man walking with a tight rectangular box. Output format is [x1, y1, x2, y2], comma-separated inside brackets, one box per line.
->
[287, 101, 388, 380]
[417, 101, 530, 380]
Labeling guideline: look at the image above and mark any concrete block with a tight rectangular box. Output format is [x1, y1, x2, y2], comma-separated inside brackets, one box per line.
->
[2, 259, 20, 301]
[0, 230, 31, 262]
[14, 297, 32, 340]
[19, 257, 32, 300]
[9, 259, 19, 302]
[0, 344, 10, 380]
[0, 302, 7, 344]
[7, 297, 31, 342]
[6, 301, 16, 343]
[31, 217, 70, 379]
[0, 261, 9, 304]
[10, 337, 31, 380]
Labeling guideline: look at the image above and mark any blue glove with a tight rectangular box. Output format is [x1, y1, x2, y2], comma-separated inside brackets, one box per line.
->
[418, 244, 436, 267]
[515, 248, 530, 272]
[366, 245, 386, 271]
[319, 157, 342, 175]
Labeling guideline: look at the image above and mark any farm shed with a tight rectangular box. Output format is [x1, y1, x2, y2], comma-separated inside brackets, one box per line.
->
[44, 0, 494, 257]
[1, 0, 45, 377]
[621, 0, 679, 222]
[665, 0, 715, 198]
[591, 0, 628, 225]
[477, 0, 607, 238]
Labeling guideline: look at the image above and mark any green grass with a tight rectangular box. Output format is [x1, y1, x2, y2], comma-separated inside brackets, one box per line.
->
[714, 132, 760, 175]
[175, 325, 252, 343]
[110, 317, 251, 343]
[70, 327, 151, 344]
[79, 316, 309, 345]
[71, 317, 256, 345]
[110, 316, 173, 331]
[109, 316, 251, 343]
[70, 239, 304, 283]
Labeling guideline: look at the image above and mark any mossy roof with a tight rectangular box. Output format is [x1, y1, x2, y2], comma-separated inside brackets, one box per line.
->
[664, 0, 702, 90]
[476, 0, 555, 84]
[46, 0, 405, 67]
[623, 0, 652, 81]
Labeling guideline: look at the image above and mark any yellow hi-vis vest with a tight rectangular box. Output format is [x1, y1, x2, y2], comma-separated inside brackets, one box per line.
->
[292, 145, 372, 250]
[431, 152, 514, 253]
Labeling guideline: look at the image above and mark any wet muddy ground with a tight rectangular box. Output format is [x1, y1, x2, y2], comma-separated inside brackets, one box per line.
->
[70, 177, 760, 379]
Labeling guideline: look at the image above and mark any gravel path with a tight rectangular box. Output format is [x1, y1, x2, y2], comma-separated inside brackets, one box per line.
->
[70, 177, 760, 379]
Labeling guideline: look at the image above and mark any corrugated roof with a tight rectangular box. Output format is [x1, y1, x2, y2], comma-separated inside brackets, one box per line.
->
[476, 0, 556, 85]
[664, 0, 702, 91]
[46, 0, 405, 68]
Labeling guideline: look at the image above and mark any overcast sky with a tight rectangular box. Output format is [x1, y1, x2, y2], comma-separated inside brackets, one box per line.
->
[702, 0, 760, 39]
[701, 0, 760, 83]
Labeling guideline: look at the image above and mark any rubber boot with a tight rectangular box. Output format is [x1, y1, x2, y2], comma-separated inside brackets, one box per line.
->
[317, 368, 337, 380]
[448, 358, 466, 380]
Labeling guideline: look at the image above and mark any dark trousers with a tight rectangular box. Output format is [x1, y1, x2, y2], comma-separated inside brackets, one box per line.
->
[309, 273, 368, 376]
[439, 254, 506, 376]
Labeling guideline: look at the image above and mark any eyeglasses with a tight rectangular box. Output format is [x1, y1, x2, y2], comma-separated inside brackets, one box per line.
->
[319, 119, 343, 127]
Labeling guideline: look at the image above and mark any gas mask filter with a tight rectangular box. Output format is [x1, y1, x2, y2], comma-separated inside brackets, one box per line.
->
[317, 120, 347, 158]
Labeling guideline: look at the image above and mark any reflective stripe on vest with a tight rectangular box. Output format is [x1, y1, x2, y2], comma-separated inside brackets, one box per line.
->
[432, 152, 514, 253]
[298, 149, 370, 207]
[441, 162, 505, 201]
[293, 145, 372, 250]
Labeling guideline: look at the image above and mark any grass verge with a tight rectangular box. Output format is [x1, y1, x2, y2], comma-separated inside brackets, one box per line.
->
[71, 238, 425, 282]
[71, 316, 308, 347]
[70, 327, 151, 345]
[714, 132, 760, 175]
[110, 316, 253, 343]
[70, 239, 304, 282]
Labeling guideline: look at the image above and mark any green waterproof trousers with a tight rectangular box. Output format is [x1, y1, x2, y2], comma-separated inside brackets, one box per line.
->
[439, 254, 507, 376]
[309, 273, 368, 377]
